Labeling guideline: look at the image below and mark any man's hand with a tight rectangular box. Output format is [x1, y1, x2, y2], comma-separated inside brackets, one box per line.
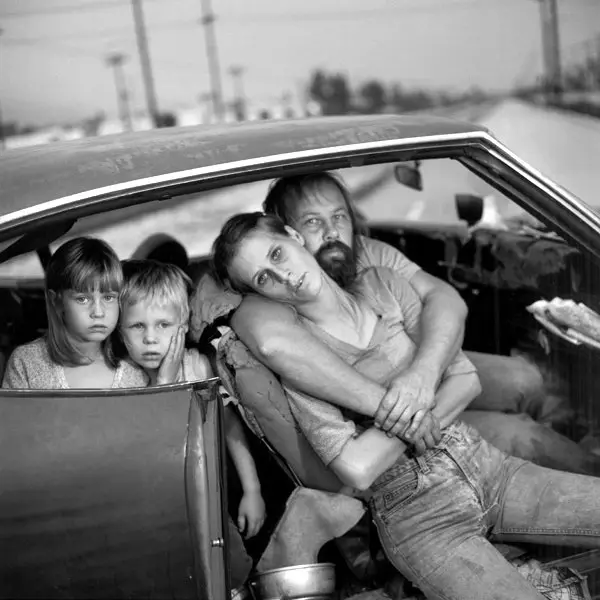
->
[237, 490, 266, 538]
[156, 326, 185, 385]
[410, 412, 442, 455]
[374, 366, 437, 439]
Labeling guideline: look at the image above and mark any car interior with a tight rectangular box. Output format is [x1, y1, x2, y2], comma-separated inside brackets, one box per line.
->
[1, 158, 600, 596]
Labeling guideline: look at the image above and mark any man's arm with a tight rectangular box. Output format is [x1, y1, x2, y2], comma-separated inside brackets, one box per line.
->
[408, 270, 467, 383]
[366, 267, 467, 438]
[359, 237, 468, 435]
[231, 295, 386, 417]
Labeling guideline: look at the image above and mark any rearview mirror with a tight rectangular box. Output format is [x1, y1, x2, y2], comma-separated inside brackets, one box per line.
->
[394, 161, 423, 191]
[455, 193, 484, 227]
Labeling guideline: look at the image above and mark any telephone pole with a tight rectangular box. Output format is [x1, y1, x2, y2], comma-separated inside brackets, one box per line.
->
[106, 53, 133, 132]
[229, 65, 246, 121]
[199, 0, 224, 122]
[537, 0, 562, 100]
[0, 28, 5, 150]
[131, 0, 160, 127]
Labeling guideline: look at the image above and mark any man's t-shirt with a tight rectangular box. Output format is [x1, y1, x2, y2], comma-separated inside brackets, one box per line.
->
[356, 235, 421, 281]
[283, 267, 476, 466]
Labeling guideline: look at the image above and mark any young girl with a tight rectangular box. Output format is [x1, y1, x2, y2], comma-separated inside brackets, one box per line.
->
[2, 237, 148, 389]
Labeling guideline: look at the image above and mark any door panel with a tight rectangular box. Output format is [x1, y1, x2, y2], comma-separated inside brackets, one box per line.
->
[0, 380, 224, 600]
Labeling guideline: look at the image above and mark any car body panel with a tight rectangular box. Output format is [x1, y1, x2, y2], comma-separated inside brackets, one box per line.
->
[0, 378, 227, 600]
[0, 115, 485, 221]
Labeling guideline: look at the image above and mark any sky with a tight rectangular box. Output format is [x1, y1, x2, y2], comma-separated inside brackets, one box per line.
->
[1, 0, 599, 126]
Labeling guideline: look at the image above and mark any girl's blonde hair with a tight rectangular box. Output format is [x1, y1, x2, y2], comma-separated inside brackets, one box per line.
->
[45, 237, 123, 367]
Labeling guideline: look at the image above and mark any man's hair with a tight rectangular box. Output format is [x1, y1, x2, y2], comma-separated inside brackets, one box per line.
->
[262, 172, 362, 234]
[211, 212, 288, 293]
[120, 259, 193, 323]
[45, 237, 122, 368]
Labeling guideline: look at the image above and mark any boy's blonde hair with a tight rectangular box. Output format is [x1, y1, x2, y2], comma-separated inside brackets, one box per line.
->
[45, 237, 123, 367]
[120, 259, 192, 323]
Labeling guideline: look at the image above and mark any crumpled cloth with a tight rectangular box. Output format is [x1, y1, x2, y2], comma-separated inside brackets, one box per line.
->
[512, 557, 592, 600]
[256, 487, 365, 573]
[189, 272, 242, 342]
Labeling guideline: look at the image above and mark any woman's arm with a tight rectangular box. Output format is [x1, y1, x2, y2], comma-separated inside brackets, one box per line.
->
[330, 429, 407, 491]
[232, 295, 387, 416]
[431, 371, 481, 429]
[330, 371, 481, 491]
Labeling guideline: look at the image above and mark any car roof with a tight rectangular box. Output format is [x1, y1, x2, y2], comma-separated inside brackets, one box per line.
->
[0, 114, 486, 222]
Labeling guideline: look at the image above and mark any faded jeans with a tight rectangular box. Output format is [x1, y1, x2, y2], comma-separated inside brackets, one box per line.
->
[466, 351, 570, 427]
[369, 420, 600, 600]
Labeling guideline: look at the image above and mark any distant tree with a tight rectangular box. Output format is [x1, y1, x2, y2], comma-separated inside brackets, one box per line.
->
[82, 112, 106, 137]
[156, 112, 177, 128]
[359, 80, 387, 113]
[308, 69, 352, 115]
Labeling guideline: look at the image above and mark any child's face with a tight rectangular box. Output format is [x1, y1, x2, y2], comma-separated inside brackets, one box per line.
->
[120, 299, 183, 371]
[60, 289, 120, 344]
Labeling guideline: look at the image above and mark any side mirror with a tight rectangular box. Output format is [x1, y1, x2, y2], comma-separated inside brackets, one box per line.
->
[455, 193, 484, 227]
[394, 161, 423, 191]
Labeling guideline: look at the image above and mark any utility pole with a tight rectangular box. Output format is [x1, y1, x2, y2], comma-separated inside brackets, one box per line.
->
[106, 53, 133, 132]
[199, 0, 224, 122]
[0, 28, 5, 150]
[228, 65, 246, 121]
[538, 0, 562, 101]
[131, 0, 160, 127]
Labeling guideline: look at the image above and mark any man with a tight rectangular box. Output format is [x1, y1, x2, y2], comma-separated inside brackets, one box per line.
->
[231, 171, 566, 440]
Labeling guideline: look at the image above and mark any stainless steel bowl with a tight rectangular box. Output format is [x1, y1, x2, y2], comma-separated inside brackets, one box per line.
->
[248, 563, 336, 600]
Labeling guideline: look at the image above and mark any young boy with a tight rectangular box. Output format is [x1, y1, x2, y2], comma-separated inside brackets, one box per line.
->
[119, 259, 266, 547]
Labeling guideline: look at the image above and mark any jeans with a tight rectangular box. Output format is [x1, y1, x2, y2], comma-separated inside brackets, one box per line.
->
[466, 351, 571, 427]
[369, 420, 600, 600]
[462, 411, 600, 476]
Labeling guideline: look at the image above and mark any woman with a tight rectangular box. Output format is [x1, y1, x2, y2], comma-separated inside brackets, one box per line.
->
[211, 212, 600, 600]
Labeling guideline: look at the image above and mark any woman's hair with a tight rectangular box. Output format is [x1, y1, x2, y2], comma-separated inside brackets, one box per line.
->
[211, 212, 288, 293]
[262, 172, 363, 235]
[45, 237, 123, 367]
[120, 259, 193, 323]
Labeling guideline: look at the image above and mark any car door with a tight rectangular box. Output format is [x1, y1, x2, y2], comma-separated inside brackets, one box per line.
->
[0, 378, 228, 600]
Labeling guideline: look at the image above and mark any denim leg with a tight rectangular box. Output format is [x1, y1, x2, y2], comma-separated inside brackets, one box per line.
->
[461, 410, 600, 476]
[465, 351, 571, 426]
[382, 534, 547, 600]
[369, 424, 547, 600]
[491, 460, 600, 548]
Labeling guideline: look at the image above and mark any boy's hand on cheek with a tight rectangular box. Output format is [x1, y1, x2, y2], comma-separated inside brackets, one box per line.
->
[156, 326, 185, 385]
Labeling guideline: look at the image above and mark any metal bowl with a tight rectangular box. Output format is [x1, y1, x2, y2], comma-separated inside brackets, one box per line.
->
[248, 562, 336, 600]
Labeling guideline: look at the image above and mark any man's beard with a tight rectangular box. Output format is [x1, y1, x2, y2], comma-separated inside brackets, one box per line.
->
[315, 240, 358, 289]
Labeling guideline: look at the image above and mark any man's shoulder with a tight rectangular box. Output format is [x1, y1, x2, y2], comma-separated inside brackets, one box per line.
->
[355, 265, 407, 291]
[356, 235, 420, 279]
